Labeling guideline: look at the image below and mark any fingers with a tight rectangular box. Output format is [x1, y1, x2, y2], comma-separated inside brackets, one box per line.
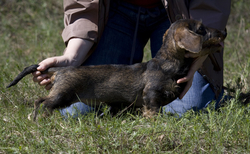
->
[176, 60, 197, 99]
[177, 55, 208, 99]
[32, 56, 70, 89]
[31, 50, 85, 90]
[178, 55, 208, 84]
[177, 68, 195, 84]
[31, 57, 59, 90]
[184, 52, 200, 58]
[32, 73, 52, 89]
[33, 75, 51, 85]
[177, 74, 193, 99]
[45, 83, 53, 90]
[32, 70, 51, 83]
[32, 71, 41, 79]
[179, 77, 193, 99]
[37, 57, 58, 71]
[177, 76, 188, 84]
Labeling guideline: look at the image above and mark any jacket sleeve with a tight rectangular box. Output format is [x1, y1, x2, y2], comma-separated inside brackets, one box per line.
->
[166, 0, 231, 96]
[62, 0, 99, 44]
[189, 0, 231, 96]
[189, 0, 231, 30]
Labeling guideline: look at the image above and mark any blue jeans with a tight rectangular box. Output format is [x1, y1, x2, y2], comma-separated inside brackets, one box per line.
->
[163, 72, 224, 116]
[60, 1, 224, 118]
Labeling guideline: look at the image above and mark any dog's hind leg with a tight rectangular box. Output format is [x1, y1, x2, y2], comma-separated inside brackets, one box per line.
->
[40, 91, 80, 118]
[33, 96, 61, 120]
[33, 97, 46, 121]
[41, 101, 54, 118]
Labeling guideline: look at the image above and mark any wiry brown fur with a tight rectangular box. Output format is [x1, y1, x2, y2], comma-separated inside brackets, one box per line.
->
[7, 19, 227, 120]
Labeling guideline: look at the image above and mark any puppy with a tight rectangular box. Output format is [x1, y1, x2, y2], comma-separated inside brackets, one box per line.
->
[7, 19, 227, 120]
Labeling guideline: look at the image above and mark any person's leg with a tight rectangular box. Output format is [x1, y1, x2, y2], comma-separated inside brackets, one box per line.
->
[163, 71, 224, 117]
[147, 7, 171, 57]
[59, 102, 95, 119]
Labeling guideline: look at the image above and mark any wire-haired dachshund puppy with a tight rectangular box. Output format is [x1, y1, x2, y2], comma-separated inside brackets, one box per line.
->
[7, 19, 227, 120]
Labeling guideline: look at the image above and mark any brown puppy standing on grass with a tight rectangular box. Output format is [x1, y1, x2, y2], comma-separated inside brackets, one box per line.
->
[7, 19, 227, 120]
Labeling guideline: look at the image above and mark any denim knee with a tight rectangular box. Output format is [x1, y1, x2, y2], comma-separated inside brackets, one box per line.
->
[163, 72, 222, 116]
[59, 102, 94, 119]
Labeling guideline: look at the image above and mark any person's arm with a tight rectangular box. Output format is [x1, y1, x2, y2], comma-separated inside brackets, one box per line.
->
[32, 38, 94, 90]
[177, 54, 208, 99]
[32, 0, 99, 90]
[62, 0, 99, 44]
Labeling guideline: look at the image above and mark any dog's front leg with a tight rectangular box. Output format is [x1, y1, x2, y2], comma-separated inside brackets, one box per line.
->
[142, 86, 161, 118]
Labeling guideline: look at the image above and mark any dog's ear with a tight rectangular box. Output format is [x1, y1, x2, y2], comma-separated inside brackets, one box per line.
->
[174, 28, 203, 53]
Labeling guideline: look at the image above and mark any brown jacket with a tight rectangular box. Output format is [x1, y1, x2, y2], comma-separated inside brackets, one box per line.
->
[62, 0, 231, 97]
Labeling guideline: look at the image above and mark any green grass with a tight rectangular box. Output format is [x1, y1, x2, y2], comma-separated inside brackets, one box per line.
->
[1, 0, 250, 153]
[224, 0, 250, 92]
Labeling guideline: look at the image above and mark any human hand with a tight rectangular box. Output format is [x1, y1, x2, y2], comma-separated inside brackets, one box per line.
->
[177, 54, 208, 99]
[32, 38, 94, 90]
[32, 55, 77, 90]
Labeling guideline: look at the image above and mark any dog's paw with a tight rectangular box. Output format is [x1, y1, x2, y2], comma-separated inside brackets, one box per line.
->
[142, 106, 157, 119]
[27, 110, 41, 121]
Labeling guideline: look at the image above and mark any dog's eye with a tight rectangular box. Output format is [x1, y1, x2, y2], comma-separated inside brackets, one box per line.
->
[196, 25, 206, 36]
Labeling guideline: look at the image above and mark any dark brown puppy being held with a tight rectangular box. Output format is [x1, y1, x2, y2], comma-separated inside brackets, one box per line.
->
[7, 19, 227, 121]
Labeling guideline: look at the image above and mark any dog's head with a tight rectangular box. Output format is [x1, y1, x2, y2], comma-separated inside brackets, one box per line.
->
[162, 19, 227, 56]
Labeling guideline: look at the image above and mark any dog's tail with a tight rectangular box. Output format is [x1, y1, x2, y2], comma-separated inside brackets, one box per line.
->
[6, 64, 40, 88]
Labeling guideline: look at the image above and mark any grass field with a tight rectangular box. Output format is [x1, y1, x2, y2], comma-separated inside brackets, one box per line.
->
[0, 0, 250, 153]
